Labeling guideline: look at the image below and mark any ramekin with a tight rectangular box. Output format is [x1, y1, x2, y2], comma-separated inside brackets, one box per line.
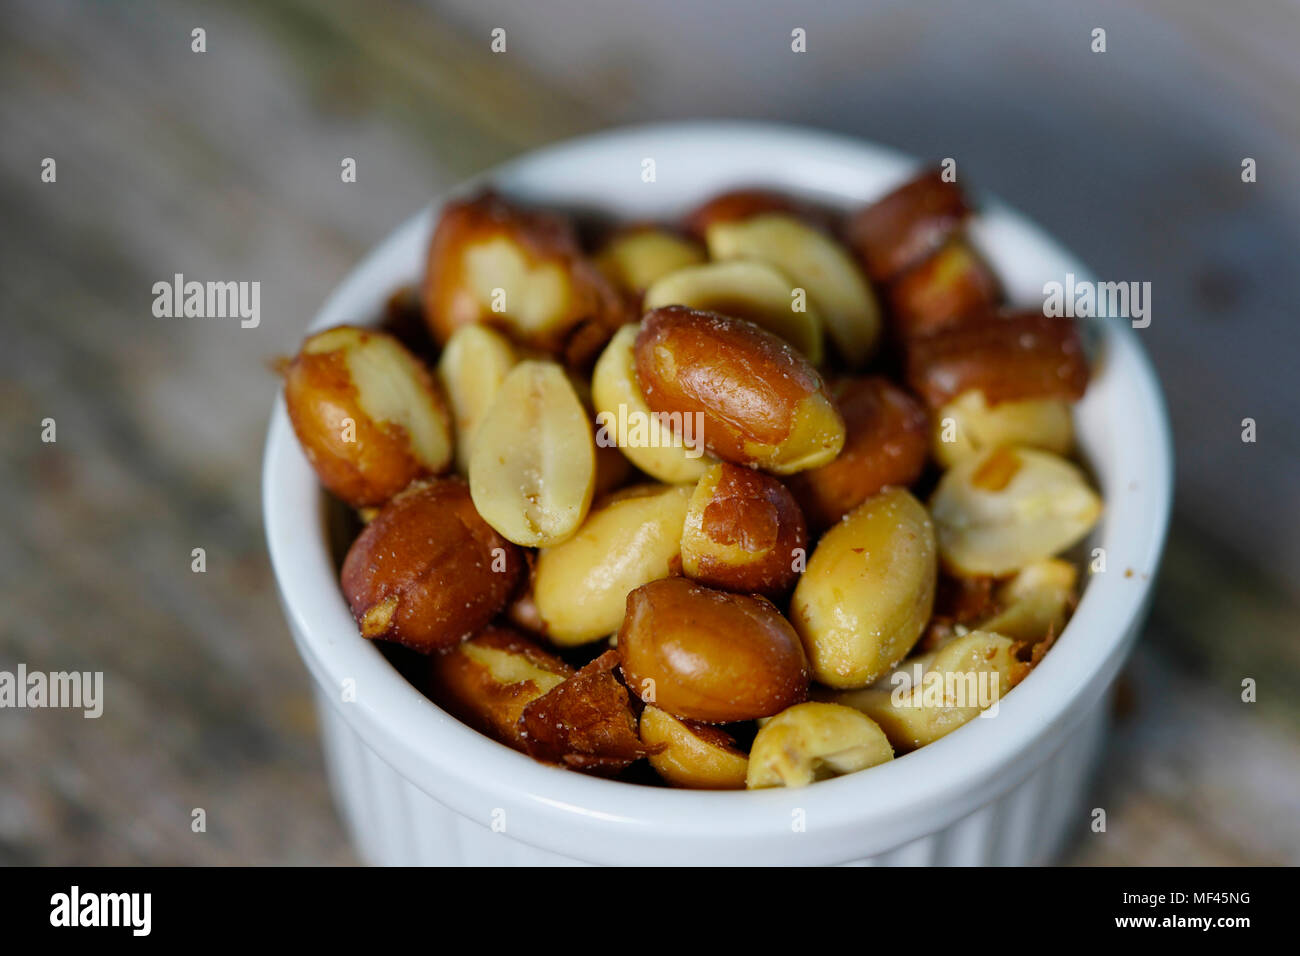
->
[262, 121, 1172, 866]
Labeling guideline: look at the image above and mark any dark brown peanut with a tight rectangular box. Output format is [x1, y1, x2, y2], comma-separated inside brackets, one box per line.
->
[905, 310, 1089, 409]
[619, 577, 810, 723]
[785, 376, 929, 528]
[340, 478, 523, 652]
[846, 169, 970, 282]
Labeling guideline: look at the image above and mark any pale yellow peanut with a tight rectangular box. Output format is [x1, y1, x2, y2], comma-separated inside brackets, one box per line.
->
[930, 446, 1102, 576]
[979, 558, 1078, 644]
[790, 487, 937, 688]
[825, 630, 1030, 752]
[595, 228, 706, 294]
[640, 705, 748, 790]
[591, 324, 711, 484]
[932, 388, 1073, 468]
[706, 213, 881, 366]
[468, 360, 596, 547]
[643, 260, 824, 363]
[533, 483, 693, 645]
[436, 324, 518, 472]
[746, 702, 893, 789]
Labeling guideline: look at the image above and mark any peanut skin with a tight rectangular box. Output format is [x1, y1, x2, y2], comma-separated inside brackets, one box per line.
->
[427, 628, 573, 750]
[886, 239, 1001, 339]
[681, 462, 808, 597]
[340, 478, 524, 653]
[424, 191, 627, 369]
[905, 310, 1089, 409]
[619, 577, 810, 723]
[785, 376, 929, 529]
[682, 188, 805, 239]
[633, 306, 844, 474]
[284, 326, 452, 508]
[846, 169, 970, 282]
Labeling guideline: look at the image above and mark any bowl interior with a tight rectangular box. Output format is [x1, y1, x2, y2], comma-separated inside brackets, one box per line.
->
[263, 121, 1172, 863]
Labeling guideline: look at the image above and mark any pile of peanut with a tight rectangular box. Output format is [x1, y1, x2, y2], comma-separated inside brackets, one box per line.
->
[282, 172, 1101, 789]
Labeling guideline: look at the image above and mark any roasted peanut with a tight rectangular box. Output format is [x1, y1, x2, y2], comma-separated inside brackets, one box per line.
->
[639, 705, 748, 790]
[931, 388, 1073, 468]
[978, 558, 1078, 645]
[469, 359, 597, 547]
[905, 310, 1089, 409]
[680, 462, 807, 597]
[590, 324, 711, 484]
[929, 446, 1102, 576]
[785, 376, 929, 529]
[826, 630, 1031, 752]
[340, 478, 524, 652]
[705, 213, 882, 366]
[790, 487, 937, 688]
[846, 169, 970, 282]
[643, 260, 824, 363]
[293, 174, 1106, 788]
[284, 325, 453, 508]
[533, 483, 693, 646]
[683, 188, 804, 239]
[424, 191, 626, 368]
[886, 239, 1000, 338]
[619, 577, 810, 723]
[634, 306, 845, 474]
[518, 650, 649, 775]
[436, 324, 518, 472]
[427, 628, 573, 750]
[745, 702, 893, 789]
[594, 227, 706, 298]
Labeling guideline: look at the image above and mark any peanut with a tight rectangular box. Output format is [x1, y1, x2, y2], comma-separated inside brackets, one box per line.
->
[680, 462, 807, 598]
[643, 259, 824, 363]
[435, 324, 519, 472]
[427, 628, 573, 750]
[284, 325, 453, 508]
[929, 446, 1102, 576]
[705, 213, 882, 366]
[517, 650, 649, 776]
[634, 306, 845, 474]
[790, 487, 938, 688]
[639, 705, 748, 789]
[905, 310, 1089, 409]
[745, 702, 893, 789]
[931, 388, 1074, 468]
[594, 227, 705, 297]
[619, 577, 810, 723]
[886, 239, 1000, 338]
[424, 191, 626, 368]
[468, 359, 596, 547]
[683, 188, 803, 239]
[825, 630, 1030, 752]
[339, 478, 524, 652]
[590, 324, 711, 484]
[533, 483, 693, 646]
[785, 376, 929, 529]
[978, 558, 1078, 645]
[846, 169, 970, 282]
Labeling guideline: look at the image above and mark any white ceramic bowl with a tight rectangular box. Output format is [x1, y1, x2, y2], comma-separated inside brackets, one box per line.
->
[263, 121, 1172, 866]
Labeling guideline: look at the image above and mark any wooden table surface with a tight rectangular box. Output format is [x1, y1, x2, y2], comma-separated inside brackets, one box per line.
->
[1, 0, 1297, 865]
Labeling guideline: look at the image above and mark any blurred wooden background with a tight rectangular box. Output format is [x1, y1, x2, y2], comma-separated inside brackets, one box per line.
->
[1, 0, 1297, 865]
